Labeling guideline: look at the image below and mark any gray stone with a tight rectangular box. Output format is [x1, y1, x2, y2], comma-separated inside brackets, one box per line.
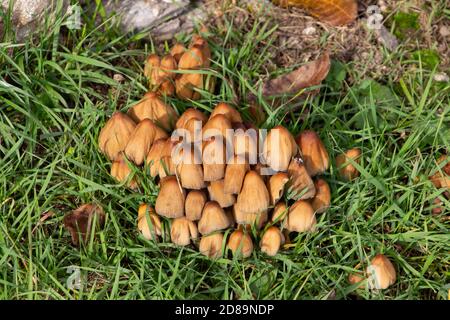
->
[1, 0, 208, 42]
[102, 0, 208, 39]
[0, 0, 68, 40]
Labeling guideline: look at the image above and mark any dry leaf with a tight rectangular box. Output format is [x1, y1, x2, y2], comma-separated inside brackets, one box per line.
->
[262, 53, 331, 98]
[274, 0, 358, 26]
[63, 204, 106, 246]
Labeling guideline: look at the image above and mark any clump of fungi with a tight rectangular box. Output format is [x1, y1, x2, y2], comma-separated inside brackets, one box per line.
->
[96, 34, 335, 259]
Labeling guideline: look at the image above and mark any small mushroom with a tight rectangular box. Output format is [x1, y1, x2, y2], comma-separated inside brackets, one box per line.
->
[98, 112, 136, 161]
[310, 178, 331, 213]
[287, 200, 316, 233]
[235, 171, 270, 214]
[202, 137, 227, 182]
[210, 102, 242, 125]
[127, 92, 178, 131]
[155, 176, 185, 218]
[137, 204, 161, 241]
[336, 148, 361, 181]
[198, 201, 230, 235]
[223, 156, 249, 194]
[296, 130, 329, 176]
[267, 172, 289, 205]
[110, 152, 138, 190]
[260, 226, 284, 256]
[170, 217, 198, 246]
[170, 43, 186, 63]
[124, 119, 168, 165]
[207, 179, 236, 208]
[227, 228, 253, 258]
[271, 201, 288, 227]
[199, 233, 224, 259]
[366, 254, 396, 290]
[287, 158, 316, 200]
[263, 126, 297, 172]
[175, 144, 205, 190]
[185, 190, 207, 221]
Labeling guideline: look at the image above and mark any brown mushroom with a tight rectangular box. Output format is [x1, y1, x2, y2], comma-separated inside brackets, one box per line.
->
[98, 112, 136, 161]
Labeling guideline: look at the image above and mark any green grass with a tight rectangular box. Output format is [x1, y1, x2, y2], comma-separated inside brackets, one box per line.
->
[0, 3, 449, 300]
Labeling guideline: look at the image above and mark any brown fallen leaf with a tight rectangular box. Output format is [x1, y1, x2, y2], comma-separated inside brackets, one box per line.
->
[273, 0, 358, 26]
[63, 204, 106, 246]
[262, 53, 331, 98]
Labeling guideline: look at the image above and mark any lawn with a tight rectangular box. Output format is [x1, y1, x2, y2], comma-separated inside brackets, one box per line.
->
[0, 2, 449, 300]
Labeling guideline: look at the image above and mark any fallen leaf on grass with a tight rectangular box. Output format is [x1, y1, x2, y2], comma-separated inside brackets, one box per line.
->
[262, 52, 331, 98]
[273, 0, 358, 26]
[63, 204, 106, 246]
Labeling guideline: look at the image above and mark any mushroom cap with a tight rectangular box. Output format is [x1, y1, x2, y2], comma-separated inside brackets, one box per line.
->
[155, 176, 185, 218]
[202, 138, 227, 182]
[223, 156, 249, 194]
[145, 138, 167, 177]
[185, 190, 207, 221]
[127, 92, 178, 131]
[137, 204, 162, 241]
[124, 119, 168, 165]
[311, 179, 331, 214]
[207, 179, 236, 208]
[110, 153, 138, 190]
[233, 205, 267, 229]
[144, 54, 161, 86]
[158, 80, 175, 97]
[263, 125, 297, 172]
[287, 158, 316, 200]
[271, 201, 288, 226]
[175, 144, 205, 190]
[202, 114, 233, 140]
[159, 55, 177, 79]
[235, 171, 270, 214]
[178, 46, 206, 70]
[190, 35, 211, 68]
[170, 43, 186, 63]
[227, 229, 253, 258]
[210, 102, 242, 124]
[260, 226, 284, 256]
[296, 130, 329, 176]
[366, 254, 396, 290]
[175, 72, 205, 100]
[336, 148, 361, 181]
[199, 233, 224, 259]
[198, 201, 230, 235]
[287, 200, 316, 233]
[98, 112, 136, 161]
[170, 217, 198, 246]
[176, 108, 208, 131]
[267, 172, 289, 205]
[233, 128, 259, 164]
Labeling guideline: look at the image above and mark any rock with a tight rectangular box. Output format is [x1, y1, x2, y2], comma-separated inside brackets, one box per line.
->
[0, 0, 68, 40]
[1, 0, 208, 42]
[102, 0, 208, 40]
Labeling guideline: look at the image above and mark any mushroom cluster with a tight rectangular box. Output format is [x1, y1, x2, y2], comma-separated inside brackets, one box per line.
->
[143, 35, 214, 100]
[97, 34, 334, 259]
[98, 99, 332, 258]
